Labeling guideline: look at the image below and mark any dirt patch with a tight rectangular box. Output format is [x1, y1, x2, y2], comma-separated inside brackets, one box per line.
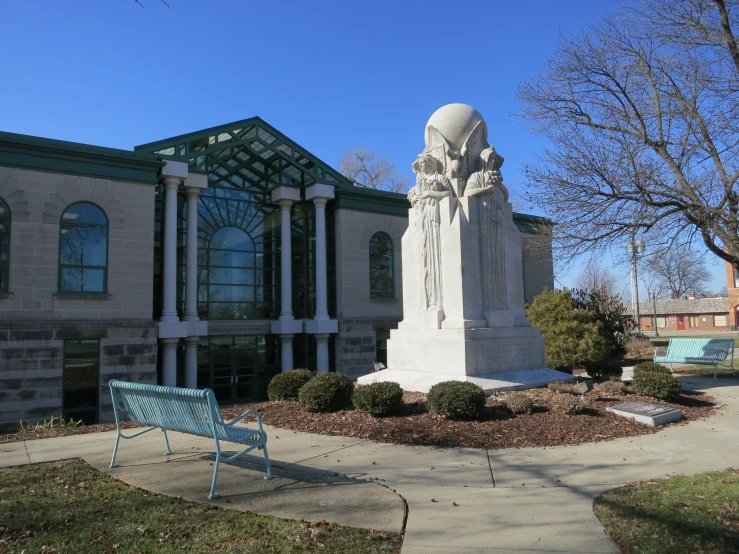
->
[221, 387, 718, 449]
[0, 421, 139, 445]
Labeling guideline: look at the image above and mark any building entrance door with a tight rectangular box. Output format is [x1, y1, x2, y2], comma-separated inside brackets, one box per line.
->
[197, 335, 278, 405]
[677, 316, 686, 331]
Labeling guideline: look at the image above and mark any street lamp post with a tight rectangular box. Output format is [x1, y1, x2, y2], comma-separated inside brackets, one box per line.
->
[627, 238, 646, 332]
[651, 288, 659, 337]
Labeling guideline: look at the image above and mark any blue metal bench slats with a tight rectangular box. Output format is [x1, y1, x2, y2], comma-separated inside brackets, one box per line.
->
[653, 338, 735, 379]
[108, 380, 272, 499]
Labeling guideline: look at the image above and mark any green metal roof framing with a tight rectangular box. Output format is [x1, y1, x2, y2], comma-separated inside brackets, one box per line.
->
[0, 131, 163, 185]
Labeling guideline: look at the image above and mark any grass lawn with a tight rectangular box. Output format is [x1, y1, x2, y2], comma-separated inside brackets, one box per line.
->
[0, 459, 403, 554]
[594, 469, 739, 554]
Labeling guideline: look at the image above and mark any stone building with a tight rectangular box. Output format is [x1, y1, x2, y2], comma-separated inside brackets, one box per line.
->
[0, 118, 553, 430]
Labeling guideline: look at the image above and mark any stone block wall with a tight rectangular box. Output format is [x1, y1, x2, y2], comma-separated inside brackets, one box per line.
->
[0, 320, 157, 432]
[0, 165, 155, 320]
[521, 233, 554, 305]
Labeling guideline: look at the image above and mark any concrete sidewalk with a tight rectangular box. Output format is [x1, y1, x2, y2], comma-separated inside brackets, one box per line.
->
[2, 375, 738, 554]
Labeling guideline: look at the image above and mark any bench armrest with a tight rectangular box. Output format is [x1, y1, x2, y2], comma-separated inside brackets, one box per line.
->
[226, 409, 264, 431]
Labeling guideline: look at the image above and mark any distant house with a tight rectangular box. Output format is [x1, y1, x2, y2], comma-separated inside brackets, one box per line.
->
[630, 294, 731, 332]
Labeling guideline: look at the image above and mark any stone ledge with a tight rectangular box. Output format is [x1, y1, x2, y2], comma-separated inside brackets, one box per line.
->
[53, 292, 112, 301]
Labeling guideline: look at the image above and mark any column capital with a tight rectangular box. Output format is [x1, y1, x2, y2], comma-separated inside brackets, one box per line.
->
[305, 183, 335, 203]
[184, 171, 208, 191]
[271, 186, 301, 205]
[184, 186, 202, 200]
[161, 176, 182, 190]
[159, 160, 188, 185]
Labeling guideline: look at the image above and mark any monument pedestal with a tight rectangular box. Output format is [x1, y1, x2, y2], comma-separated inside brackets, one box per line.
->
[357, 103, 572, 394]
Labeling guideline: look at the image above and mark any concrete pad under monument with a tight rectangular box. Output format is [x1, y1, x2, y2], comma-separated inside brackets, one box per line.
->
[358, 103, 573, 393]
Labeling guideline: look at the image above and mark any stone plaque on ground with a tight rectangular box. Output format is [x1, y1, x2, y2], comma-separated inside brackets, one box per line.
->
[606, 401, 682, 426]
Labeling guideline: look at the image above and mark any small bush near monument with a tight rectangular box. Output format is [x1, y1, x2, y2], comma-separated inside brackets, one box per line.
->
[632, 371, 682, 402]
[267, 369, 315, 401]
[547, 381, 579, 395]
[352, 382, 403, 417]
[634, 361, 671, 376]
[624, 335, 654, 358]
[504, 391, 535, 414]
[526, 289, 612, 371]
[584, 359, 623, 381]
[427, 381, 486, 420]
[298, 372, 355, 413]
[551, 393, 587, 415]
[594, 469, 739, 554]
[596, 380, 628, 397]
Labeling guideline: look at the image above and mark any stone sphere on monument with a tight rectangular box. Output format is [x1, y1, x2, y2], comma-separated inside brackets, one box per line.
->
[424, 103, 487, 150]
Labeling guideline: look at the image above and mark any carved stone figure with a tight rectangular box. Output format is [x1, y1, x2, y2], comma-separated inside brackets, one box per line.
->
[409, 154, 451, 311]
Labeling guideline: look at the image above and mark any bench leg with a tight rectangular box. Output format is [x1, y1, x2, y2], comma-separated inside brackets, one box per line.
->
[162, 429, 172, 456]
[261, 444, 274, 480]
[209, 439, 222, 500]
[714, 364, 719, 380]
[110, 429, 122, 469]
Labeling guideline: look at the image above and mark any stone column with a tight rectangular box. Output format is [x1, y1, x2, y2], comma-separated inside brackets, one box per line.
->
[183, 186, 201, 322]
[313, 197, 329, 321]
[279, 199, 294, 322]
[280, 334, 294, 371]
[160, 177, 181, 323]
[161, 338, 179, 387]
[315, 334, 330, 373]
[305, 184, 336, 373]
[270, 187, 302, 372]
[184, 336, 198, 389]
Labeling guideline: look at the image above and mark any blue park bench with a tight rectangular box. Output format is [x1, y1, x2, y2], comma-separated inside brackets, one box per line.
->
[109, 380, 273, 499]
[653, 338, 735, 380]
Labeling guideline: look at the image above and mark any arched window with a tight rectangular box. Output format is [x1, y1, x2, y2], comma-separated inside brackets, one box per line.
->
[59, 202, 108, 293]
[0, 198, 10, 293]
[369, 232, 394, 298]
[200, 225, 257, 319]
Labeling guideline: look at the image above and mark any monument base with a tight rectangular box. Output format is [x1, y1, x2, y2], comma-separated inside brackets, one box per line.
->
[357, 367, 575, 395]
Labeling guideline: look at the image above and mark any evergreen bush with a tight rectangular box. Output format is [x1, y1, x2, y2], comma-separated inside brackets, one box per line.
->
[298, 372, 355, 413]
[572, 286, 635, 353]
[267, 369, 315, 401]
[352, 382, 404, 417]
[427, 381, 486, 420]
[584, 359, 623, 381]
[526, 289, 612, 370]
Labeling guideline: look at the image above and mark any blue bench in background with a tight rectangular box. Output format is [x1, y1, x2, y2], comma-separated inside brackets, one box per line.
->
[109, 380, 273, 499]
[653, 338, 735, 379]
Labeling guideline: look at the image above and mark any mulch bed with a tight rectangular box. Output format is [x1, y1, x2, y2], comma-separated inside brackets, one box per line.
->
[220, 387, 719, 449]
[1, 386, 718, 450]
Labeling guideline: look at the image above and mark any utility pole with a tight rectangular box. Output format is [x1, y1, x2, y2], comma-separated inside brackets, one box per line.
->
[627, 238, 645, 332]
[651, 288, 659, 337]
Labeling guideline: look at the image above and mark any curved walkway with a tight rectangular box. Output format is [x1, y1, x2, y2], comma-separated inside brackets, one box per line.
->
[2, 375, 738, 553]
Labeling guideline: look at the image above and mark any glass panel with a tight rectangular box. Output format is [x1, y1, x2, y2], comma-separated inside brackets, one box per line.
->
[0, 198, 8, 293]
[369, 233, 394, 298]
[63, 340, 99, 424]
[60, 203, 108, 293]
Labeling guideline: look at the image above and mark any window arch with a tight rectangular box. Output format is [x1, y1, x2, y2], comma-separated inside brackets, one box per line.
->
[59, 202, 108, 293]
[0, 198, 10, 293]
[369, 232, 394, 298]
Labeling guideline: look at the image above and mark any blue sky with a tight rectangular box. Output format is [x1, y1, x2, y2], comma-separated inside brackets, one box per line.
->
[1, 0, 728, 295]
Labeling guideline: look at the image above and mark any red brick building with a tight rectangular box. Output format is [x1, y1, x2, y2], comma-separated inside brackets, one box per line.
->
[633, 296, 731, 332]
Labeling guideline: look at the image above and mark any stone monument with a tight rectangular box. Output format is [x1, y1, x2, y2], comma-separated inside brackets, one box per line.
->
[358, 103, 574, 393]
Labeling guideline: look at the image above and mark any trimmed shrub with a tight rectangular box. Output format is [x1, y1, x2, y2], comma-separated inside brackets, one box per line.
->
[551, 393, 587, 415]
[504, 391, 535, 414]
[584, 359, 623, 381]
[634, 361, 671, 376]
[633, 371, 681, 402]
[298, 372, 355, 413]
[352, 382, 404, 417]
[267, 369, 315, 401]
[596, 380, 628, 397]
[625, 335, 654, 358]
[547, 381, 579, 395]
[427, 381, 486, 420]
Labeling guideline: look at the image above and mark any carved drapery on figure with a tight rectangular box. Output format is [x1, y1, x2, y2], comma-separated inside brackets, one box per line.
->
[409, 114, 511, 316]
[409, 154, 451, 311]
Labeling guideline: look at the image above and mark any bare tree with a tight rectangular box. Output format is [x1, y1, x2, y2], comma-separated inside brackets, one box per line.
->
[518, 0, 739, 270]
[575, 262, 620, 296]
[134, 0, 169, 7]
[646, 247, 712, 297]
[338, 147, 410, 193]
